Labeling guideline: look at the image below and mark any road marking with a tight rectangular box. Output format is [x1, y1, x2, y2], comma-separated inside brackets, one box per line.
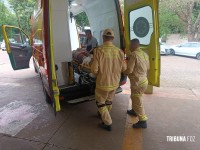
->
[0, 101, 45, 136]
[122, 100, 143, 150]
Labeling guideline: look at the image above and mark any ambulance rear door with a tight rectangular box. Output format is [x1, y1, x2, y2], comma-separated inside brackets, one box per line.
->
[124, 0, 160, 86]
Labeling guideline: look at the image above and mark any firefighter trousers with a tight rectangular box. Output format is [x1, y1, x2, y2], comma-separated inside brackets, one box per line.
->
[95, 88, 115, 125]
[130, 79, 148, 121]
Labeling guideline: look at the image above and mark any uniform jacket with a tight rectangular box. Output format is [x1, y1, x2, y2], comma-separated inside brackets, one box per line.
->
[91, 42, 126, 91]
[124, 48, 150, 86]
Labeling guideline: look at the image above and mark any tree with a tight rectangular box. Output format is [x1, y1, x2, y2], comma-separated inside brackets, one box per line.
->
[74, 12, 90, 31]
[0, 2, 17, 41]
[8, 0, 36, 34]
[159, 2, 186, 38]
[160, 0, 200, 41]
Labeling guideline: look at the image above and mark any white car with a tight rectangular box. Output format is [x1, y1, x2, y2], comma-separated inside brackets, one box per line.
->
[169, 42, 200, 60]
[1, 39, 16, 51]
[1, 40, 6, 51]
[160, 43, 170, 55]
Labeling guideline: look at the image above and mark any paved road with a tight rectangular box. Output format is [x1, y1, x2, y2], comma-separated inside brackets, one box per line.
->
[0, 51, 129, 150]
[160, 55, 200, 89]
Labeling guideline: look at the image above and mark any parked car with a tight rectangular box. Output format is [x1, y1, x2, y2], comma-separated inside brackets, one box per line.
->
[160, 43, 170, 55]
[1, 39, 16, 51]
[169, 42, 200, 60]
[1, 40, 6, 51]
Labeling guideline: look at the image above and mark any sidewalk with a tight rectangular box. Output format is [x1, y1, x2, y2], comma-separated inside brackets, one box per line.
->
[122, 85, 200, 150]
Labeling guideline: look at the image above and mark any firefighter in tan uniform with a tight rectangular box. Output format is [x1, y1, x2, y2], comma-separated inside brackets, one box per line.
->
[91, 29, 126, 131]
[124, 38, 150, 128]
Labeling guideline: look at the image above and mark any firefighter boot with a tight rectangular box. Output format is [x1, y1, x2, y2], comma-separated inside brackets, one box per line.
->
[99, 122, 112, 131]
[127, 109, 137, 116]
[132, 121, 147, 128]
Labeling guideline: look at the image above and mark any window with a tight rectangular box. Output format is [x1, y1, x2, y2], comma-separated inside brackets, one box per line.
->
[5, 27, 29, 45]
[190, 43, 200, 47]
[129, 6, 153, 45]
[180, 43, 191, 47]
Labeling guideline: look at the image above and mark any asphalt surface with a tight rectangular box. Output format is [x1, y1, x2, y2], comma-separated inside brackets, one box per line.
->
[0, 51, 200, 150]
[160, 55, 200, 89]
[0, 51, 129, 150]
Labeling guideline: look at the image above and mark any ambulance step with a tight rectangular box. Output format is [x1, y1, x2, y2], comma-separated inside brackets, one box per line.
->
[60, 83, 95, 101]
[67, 95, 95, 104]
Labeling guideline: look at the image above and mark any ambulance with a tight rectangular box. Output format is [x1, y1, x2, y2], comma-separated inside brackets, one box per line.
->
[2, 0, 160, 113]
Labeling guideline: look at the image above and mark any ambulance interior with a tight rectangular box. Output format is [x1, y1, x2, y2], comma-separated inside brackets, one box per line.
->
[50, 0, 125, 98]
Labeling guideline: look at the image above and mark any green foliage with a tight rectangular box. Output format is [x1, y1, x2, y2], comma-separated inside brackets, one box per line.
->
[8, 0, 36, 34]
[74, 12, 90, 30]
[159, 0, 200, 41]
[0, 2, 17, 41]
[159, 5, 186, 36]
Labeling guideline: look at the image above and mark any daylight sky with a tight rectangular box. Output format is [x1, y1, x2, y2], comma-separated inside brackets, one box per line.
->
[0, 0, 11, 10]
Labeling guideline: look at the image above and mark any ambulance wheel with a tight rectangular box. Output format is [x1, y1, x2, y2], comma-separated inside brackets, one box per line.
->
[44, 89, 53, 104]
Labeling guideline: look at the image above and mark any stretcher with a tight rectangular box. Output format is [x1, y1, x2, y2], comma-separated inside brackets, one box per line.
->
[72, 48, 93, 73]
[72, 60, 92, 73]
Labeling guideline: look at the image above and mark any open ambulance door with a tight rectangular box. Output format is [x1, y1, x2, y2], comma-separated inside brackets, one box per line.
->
[2, 25, 32, 70]
[124, 0, 160, 87]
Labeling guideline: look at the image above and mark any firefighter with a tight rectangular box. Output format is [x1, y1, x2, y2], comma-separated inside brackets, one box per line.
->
[124, 38, 150, 128]
[91, 29, 126, 131]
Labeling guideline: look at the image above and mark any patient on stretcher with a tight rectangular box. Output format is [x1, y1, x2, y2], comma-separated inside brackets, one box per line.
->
[72, 48, 95, 78]
[72, 48, 93, 66]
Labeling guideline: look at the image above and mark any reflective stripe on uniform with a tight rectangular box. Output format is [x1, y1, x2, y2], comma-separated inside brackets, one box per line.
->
[96, 84, 118, 91]
[138, 114, 148, 121]
[101, 49, 119, 59]
[107, 105, 112, 111]
[139, 79, 148, 87]
[99, 106, 107, 113]
[131, 94, 142, 97]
